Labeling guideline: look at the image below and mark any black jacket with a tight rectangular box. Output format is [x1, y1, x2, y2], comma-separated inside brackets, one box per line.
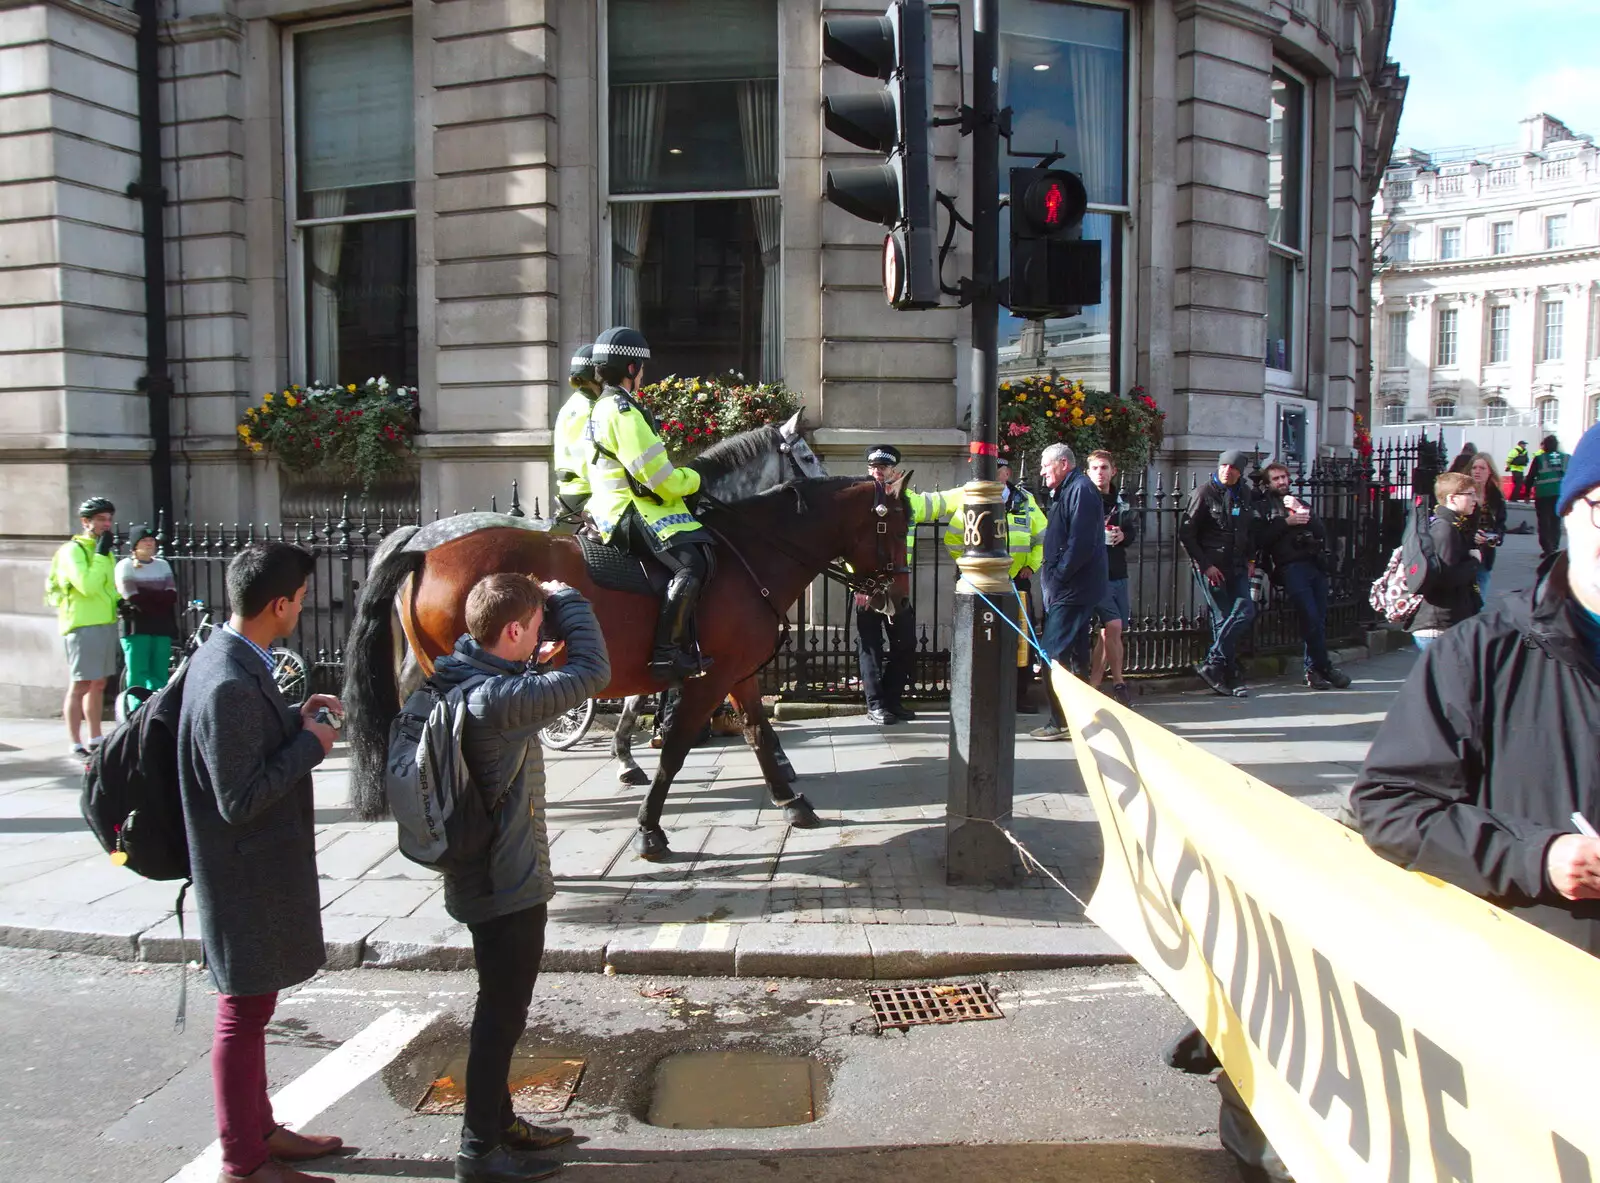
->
[1178, 477, 1258, 575]
[1352, 554, 1600, 956]
[1098, 488, 1140, 582]
[1256, 497, 1329, 579]
[1409, 506, 1481, 633]
[1466, 484, 1507, 572]
[1041, 469, 1109, 608]
[430, 589, 610, 925]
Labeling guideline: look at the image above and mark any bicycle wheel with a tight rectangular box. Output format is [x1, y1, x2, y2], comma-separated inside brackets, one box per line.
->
[271, 647, 310, 704]
[540, 698, 595, 750]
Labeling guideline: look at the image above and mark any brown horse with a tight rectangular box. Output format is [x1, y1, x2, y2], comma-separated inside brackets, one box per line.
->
[344, 473, 911, 858]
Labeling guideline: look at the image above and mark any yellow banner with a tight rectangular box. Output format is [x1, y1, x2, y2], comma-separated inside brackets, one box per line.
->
[1054, 666, 1600, 1183]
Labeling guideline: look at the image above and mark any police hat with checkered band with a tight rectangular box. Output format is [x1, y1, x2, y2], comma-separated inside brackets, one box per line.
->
[592, 326, 651, 384]
[569, 343, 597, 382]
[866, 445, 901, 467]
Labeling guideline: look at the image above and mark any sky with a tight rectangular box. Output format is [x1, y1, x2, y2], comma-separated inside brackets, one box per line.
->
[1389, 0, 1600, 154]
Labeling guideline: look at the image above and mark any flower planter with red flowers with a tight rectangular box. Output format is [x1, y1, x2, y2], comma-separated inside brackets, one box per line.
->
[238, 378, 418, 491]
[999, 373, 1165, 476]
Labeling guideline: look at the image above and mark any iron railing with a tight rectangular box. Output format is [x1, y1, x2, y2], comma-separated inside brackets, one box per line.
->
[111, 436, 1435, 701]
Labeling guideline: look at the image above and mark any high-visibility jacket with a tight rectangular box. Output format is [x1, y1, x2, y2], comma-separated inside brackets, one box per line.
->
[904, 487, 964, 557]
[553, 389, 596, 503]
[1529, 449, 1570, 499]
[942, 483, 1046, 578]
[1504, 444, 1529, 475]
[46, 534, 117, 635]
[583, 386, 703, 547]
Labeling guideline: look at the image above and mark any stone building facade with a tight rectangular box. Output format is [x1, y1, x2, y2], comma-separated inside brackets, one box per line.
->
[0, 0, 1402, 713]
[1371, 113, 1600, 447]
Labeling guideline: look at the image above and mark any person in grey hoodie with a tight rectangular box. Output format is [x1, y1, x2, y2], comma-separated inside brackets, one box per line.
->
[429, 573, 609, 1183]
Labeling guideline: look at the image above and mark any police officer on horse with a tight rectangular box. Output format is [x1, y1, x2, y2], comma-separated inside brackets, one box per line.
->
[553, 343, 601, 518]
[583, 326, 715, 683]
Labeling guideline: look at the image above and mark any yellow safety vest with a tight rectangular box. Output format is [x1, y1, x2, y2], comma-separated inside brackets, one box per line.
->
[943, 485, 1046, 578]
[553, 390, 596, 502]
[582, 387, 703, 547]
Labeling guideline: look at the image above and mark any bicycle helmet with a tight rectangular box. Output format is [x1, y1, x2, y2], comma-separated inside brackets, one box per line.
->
[78, 496, 115, 518]
[592, 326, 651, 385]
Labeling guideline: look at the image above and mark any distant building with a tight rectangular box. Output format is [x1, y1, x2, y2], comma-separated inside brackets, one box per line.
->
[1371, 114, 1600, 444]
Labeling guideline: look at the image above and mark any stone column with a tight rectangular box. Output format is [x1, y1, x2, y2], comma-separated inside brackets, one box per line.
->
[1458, 292, 1485, 410]
[1166, 0, 1283, 465]
[420, 0, 559, 515]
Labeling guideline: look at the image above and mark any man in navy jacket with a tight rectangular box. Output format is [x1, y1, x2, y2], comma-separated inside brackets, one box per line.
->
[1032, 442, 1109, 741]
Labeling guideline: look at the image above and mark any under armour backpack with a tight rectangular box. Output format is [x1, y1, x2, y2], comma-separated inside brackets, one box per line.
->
[79, 664, 191, 881]
[384, 675, 497, 874]
[1398, 496, 1440, 595]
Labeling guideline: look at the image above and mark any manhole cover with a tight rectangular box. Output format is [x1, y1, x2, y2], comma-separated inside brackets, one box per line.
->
[868, 983, 1002, 1031]
[416, 1055, 585, 1116]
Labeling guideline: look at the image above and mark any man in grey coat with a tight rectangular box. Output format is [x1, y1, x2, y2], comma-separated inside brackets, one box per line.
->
[177, 542, 344, 1183]
[427, 572, 609, 1183]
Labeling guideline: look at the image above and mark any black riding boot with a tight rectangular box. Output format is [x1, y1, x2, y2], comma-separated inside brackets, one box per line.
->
[649, 570, 712, 683]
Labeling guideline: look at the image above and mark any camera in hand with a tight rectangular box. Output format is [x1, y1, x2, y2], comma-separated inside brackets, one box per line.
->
[314, 707, 343, 730]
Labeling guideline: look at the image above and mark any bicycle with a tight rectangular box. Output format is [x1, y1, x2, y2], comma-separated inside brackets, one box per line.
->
[115, 600, 311, 721]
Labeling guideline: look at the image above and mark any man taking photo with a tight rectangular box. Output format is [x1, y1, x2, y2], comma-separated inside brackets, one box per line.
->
[1257, 463, 1350, 689]
[46, 496, 119, 758]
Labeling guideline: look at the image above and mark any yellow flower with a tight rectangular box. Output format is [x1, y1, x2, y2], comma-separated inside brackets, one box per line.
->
[249, 441, 263, 453]
[236, 424, 250, 439]
[1000, 382, 1012, 391]
[285, 393, 298, 407]
[347, 384, 357, 393]
[263, 393, 274, 405]
[1102, 406, 1111, 414]
[1016, 393, 1027, 403]
[1071, 408, 1083, 421]
[245, 407, 257, 420]
[1084, 416, 1097, 426]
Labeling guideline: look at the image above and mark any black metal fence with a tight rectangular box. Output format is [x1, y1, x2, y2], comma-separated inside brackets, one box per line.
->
[115, 437, 1433, 701]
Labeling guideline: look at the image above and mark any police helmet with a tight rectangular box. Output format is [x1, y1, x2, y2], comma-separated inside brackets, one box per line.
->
[592, 326, 651, 385]
[866, 445, 901, 467]
[569, 343, 598, 389]
[78, 496, 115, 519]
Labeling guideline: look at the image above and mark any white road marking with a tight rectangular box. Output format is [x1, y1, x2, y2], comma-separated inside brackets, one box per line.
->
[650, 922, 686, 950]
[165, 1007, 439, 1183]
[698, 922, 733, 950]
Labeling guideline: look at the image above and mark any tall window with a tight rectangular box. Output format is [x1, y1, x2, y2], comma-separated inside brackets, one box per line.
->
[1542, 300, 1565, 361]
[1388, 230, 1410, 262]
[1386, 311, 1408, 369]
[1589, 393, 1600, 427]
[1432, 398, 1456, 420]
[1265, 69, 1306, 377]
[1381, 401, 1406, 426]
[1438, 226, 1461, 260]
[1483, 397, 1510, 424]
[1492, 221, 1513, 255]
[607, 0, 779, 380]
[1488, 305, 1511, 365]
[1539, 397, 1560, 431]
[1436, 308, 1458, 367]
[998, 0, 1130, 393]
[288, 17, 417, 387]
[1546, 214, 1568, 250]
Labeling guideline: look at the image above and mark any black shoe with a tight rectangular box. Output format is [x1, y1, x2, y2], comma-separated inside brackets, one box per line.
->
[889, 705, 917, 721]
[1195, 662, 1230, 697]
[503, 1118, 573, 1153]
[1322, 666, 1352, 689]
[456, 1145, 562, 1183]
[866, 708, 901, 726]
[1304, 668, 1334, 690]
[1110, 683, 1132, 708]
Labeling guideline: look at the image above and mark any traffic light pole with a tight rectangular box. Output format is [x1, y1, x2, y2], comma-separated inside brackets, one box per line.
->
[946, 0, 1018, 887]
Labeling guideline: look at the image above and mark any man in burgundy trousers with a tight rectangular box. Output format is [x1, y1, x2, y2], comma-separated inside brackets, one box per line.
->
[177, 542, 345, 1182]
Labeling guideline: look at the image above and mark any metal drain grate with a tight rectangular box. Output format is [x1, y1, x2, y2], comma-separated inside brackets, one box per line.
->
[868, 983, 1003, 1031]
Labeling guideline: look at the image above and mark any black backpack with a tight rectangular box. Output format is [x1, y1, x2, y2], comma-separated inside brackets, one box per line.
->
[1399, 497, 1440, 596]
[80, 663, 190, 881]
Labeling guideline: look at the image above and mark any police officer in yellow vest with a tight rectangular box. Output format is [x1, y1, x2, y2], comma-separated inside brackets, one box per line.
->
[553, 343, 601, 518]
[942, 455, 1047, 709]
[584, 326, 714, 683]
[856, 445, 963, 725]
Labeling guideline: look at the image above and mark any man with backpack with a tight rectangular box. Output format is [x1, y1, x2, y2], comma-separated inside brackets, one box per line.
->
[1529, 433, 1572, 556]
[1407, 471, 1483, 651]
[47, 496, 120, 758]
[403, 572, 608, 1183]
[176, 542, 345, 1183]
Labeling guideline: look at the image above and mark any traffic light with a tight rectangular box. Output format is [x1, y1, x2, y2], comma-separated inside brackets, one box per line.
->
[1007, 167, 1102, 319]
[822, 0, 939, 310]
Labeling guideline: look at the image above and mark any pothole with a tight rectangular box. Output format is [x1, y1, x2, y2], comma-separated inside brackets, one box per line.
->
[645, 1050, 824, 1130]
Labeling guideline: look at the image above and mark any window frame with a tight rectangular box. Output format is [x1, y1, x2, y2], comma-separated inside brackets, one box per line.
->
[1388, 228, 1410, 263]
[1545, 213, 1568, 251]
[1436, 306, 1459, 368]
[282, 10, 417, 388]
[1381, 400, 1406, 426]
[1265, 62, 1310, 389]
[1538, 397, 1560, 431]
[1487, 304, 1511, 366]
[1482, 397, 1510, 424]
[1431, 398, 1457, 421]
[1438, 225, 1461, 261]
[1542, 299, 1564, 362]
[1385, 309, 1409, 370]
[1492, 221, 1513, 255]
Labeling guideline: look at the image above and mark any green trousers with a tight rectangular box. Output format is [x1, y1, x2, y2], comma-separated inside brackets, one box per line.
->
[120, 634, 173, 693]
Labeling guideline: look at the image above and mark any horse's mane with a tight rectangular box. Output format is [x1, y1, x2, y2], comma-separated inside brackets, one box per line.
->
[689, 424, 779, 486]
[709, 474, 872, 514]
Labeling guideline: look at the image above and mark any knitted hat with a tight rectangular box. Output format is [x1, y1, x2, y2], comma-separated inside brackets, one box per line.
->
[1556, 422, 1600, 517]
[1218, 449, 1250, 470]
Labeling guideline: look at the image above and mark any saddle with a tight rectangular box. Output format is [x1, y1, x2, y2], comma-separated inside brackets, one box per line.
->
[578, 536, 670, 598]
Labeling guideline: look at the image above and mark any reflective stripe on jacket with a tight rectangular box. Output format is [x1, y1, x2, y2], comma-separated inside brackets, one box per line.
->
[942, 485, 1046, 577]
[47, 535, 118, 635]
[583, 387, 703, 545]
[553, 390, 596, 500]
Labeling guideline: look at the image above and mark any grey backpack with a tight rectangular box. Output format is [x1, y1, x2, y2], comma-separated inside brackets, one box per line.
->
[385, 674, 495, 873]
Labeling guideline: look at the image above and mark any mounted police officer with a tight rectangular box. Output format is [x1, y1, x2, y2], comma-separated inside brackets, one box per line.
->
[553, 343, 601, 519]
[855, 445, 963, 725]
[583, 326, 714, 683]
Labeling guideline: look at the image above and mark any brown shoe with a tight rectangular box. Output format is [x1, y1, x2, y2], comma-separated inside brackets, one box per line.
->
[267, 1125, 346, 1161]
[218, 1161, 335, 1182]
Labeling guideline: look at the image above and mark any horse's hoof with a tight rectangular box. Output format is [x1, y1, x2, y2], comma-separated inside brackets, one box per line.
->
[782, 794, 821, 829]
[617, 767, 649, 786]
[777, 757, 798, 784]
[634, 826, 671, 860]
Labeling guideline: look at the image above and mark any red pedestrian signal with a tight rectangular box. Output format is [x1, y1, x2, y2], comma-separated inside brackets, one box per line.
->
[1007, 167, 1100, 320]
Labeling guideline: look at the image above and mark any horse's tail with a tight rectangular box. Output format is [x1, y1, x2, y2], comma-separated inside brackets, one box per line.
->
[344, 523, 423, 821]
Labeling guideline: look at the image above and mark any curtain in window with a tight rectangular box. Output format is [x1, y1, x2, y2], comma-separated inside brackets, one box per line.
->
[610, 84, 664, 325]
[307, 191, 346, 383]
[296, 20, 414, 200]
[738, 80, 781, 381]
[1065, 42, 1120, 207]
